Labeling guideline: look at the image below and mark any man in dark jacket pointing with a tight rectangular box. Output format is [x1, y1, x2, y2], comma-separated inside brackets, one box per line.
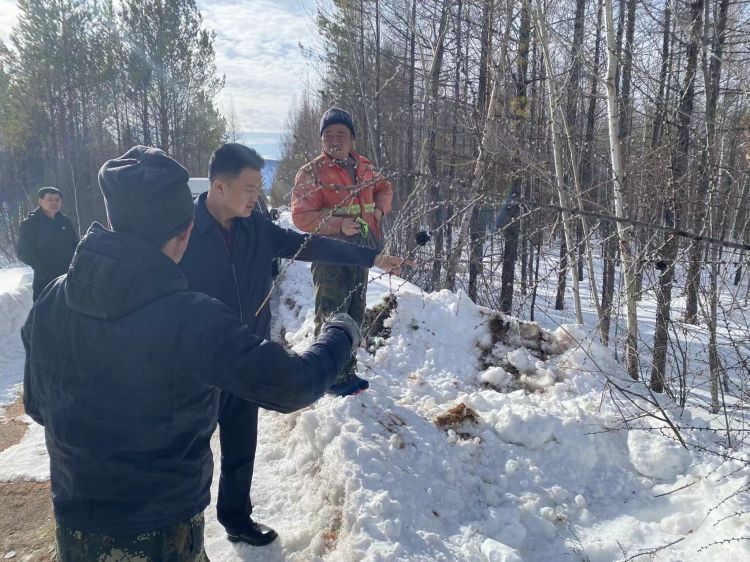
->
[179, 143, 408, 546]
[22, 146, 360, 561]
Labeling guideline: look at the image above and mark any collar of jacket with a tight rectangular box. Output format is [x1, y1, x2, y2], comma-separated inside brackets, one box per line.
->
[318, 150, 367, 169]
[30, 207, 66, 222]
[193, 192, 252, 236]
[64, 223, 187, 320]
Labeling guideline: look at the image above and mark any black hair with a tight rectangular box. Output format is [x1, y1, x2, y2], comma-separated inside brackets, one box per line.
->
[38, 186, 62, 199]
[208, 143, 265, 182]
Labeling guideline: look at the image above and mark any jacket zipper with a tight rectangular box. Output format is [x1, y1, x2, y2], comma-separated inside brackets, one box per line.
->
[219, 229, 244, 323]
[231, 263, 243, 323]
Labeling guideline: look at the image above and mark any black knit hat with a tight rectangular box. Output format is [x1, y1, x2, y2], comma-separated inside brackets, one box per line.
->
[98, 146, 195, 246]
[320, 107, 355, 139]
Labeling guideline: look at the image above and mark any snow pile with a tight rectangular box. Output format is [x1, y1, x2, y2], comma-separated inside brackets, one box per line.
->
[627, 430, 692, 480]
[224, 260, 749, 561]
[0, 268, 32, 339]
[0, 267, 32, 405]
[0, 416, 49, 481]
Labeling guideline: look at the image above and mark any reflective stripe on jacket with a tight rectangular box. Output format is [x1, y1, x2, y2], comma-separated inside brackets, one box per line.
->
[291, 151, 393, 240]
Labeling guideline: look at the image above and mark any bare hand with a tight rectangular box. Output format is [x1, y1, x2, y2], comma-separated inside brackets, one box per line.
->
[374, 254, 415, 276]
[341, 218, 361, 236]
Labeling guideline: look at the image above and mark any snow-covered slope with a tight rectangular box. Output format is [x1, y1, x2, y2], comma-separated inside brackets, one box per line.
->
[1, 261, 747, 561]
[0, 267, 32, 405]
[200, 260, 747, 561]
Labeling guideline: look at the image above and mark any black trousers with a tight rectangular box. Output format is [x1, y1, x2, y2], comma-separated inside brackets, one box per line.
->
[216, 390, 259, 533]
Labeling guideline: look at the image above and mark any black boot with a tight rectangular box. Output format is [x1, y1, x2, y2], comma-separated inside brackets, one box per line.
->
[226, 519, 278, 546]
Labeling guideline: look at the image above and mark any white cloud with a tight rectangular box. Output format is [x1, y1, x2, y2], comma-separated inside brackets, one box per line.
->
[0, 0, 18, 45]
[0, 0, 323, 156]
[198, 0, 323, 141]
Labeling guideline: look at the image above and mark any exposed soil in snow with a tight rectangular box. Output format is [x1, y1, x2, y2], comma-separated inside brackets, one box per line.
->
[0, 398, 55, 562]
[0, 399, 26, 452]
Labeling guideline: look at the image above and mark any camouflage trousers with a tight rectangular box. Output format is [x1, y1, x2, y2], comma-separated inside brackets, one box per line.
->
[55, 512, 209, 562]
[312, 262, 368, 380]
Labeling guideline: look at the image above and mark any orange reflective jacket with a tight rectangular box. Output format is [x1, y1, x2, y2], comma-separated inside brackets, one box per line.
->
[292, 151, 393, 241]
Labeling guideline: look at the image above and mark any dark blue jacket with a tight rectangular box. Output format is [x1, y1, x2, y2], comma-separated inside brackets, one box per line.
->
[16, 208, 78, 296]
[179, 193, 380, 338]
[22, 224, 352, 535]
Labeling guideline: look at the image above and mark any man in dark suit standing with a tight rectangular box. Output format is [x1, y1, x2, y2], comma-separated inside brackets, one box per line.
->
[16, 186, 78, 300]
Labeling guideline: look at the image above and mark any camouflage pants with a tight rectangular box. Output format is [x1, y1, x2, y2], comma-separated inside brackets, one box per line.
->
[312, 263, 368, 380]
[55, 512, 209, 562]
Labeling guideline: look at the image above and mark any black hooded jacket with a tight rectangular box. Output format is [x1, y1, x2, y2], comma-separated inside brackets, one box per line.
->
[22, 224, 352, 535]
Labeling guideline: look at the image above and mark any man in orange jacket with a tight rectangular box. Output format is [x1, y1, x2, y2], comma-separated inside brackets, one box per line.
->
[292, 108, 394, 394]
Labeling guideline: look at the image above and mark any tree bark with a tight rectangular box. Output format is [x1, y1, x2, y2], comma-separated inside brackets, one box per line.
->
[498, 3, 530, 313]
[604, 0, 640, 379]
[684, 0, 730, 324]
[651, 0, 704, 393]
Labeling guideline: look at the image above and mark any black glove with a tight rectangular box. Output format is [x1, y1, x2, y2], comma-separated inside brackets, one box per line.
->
[322, 313, 362, 349]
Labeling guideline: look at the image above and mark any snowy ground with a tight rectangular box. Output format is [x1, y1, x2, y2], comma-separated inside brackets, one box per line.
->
[1, 251, 749, 560]
[0, 267, 32, 406]
[445, 237, 750, 450]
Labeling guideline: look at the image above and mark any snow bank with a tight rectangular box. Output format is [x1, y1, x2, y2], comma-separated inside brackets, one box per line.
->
[628, 430, 692, 480]
[0, 268, 33, 405]
[0, 415, 49, 482]
[0, 269, 32, 339]
[238, 262, 749, 561]
[480, 539, 523, 562]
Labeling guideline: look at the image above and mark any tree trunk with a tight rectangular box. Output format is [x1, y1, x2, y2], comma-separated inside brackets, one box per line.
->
[651, 0, 704, 392]
[651, 3, 672, 148]
[468, 0, 495, 302]
[684, 0, 730, 324]
[414, 0, 450, 291]
[468, 207, 483, 301]
[498, 3, 530, 313]
[530, 236, 542, 321]
[374, 0, 382, 166]
[520, 218, 528, 296]
[534, 0, 584, 323]
[604, 0, 640, 379]
[600, 223, 617, 346]
[158, 81, 170, 151]
[555, 235, 568, 311]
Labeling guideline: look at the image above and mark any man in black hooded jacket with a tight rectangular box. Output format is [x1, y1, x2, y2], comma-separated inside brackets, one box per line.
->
[22, 146, 360, 561]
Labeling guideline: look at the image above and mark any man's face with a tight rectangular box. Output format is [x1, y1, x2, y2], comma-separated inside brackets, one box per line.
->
[214, 168, 263, 219]
[39, 194, 62, 216]
[322, 124, 354, 160]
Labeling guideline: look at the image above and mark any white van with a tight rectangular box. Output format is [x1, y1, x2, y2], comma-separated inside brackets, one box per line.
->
[188, 177, 210, 197]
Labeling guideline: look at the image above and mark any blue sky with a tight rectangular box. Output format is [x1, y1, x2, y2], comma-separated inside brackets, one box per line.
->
[0, 0, 322, 159]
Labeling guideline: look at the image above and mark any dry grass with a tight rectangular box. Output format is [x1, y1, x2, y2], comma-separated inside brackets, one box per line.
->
[434, 403, 480, 429]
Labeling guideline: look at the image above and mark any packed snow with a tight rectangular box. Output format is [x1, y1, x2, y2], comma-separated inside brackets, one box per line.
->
[1, 253, 748, 560]
[0, 267, 32, 405]
[0, 417, 48, 482]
